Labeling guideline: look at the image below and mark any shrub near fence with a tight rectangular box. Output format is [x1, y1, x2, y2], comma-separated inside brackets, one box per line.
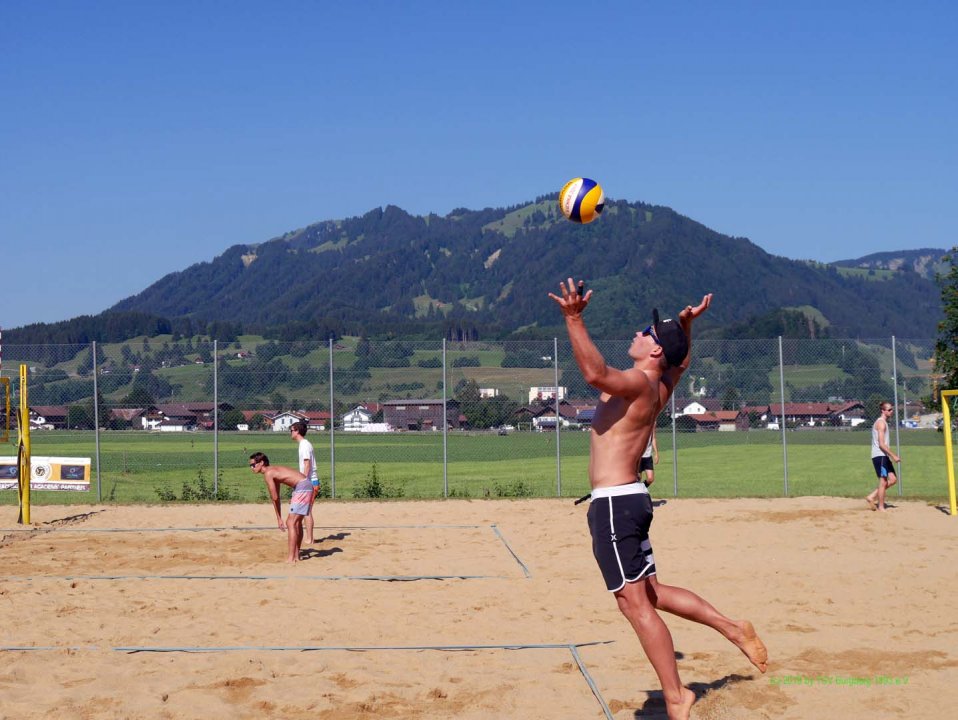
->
[0, 336, 949, 505]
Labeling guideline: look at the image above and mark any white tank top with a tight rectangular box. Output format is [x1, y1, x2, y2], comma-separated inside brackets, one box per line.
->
[870, 423, 888, 459]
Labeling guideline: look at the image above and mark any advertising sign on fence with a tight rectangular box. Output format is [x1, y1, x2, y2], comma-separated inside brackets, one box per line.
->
[0, 456, 91, 491]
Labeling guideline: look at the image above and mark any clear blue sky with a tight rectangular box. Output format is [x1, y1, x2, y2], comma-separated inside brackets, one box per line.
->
[2, 0, 955, 329]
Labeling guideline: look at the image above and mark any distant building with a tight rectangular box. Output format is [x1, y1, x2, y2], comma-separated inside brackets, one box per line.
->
[381, 399, 461, 431]
[514, 400, 578, 431]
[267, 410, 329, 432]
[479, 388, 499, 399]
[676, 410, 750, 432]
[343, 405, 374, 432]
[29, 406, 67, 430]
[768, 401, 865, 428]
[672, 398, 722, 417]
[528, 386, 567, 404]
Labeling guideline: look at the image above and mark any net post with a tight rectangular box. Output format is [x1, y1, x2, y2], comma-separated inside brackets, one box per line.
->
[18, 364, 30, 525]
[942, 390, 958, 517]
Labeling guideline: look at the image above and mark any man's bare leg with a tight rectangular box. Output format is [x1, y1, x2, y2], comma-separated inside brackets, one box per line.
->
[305, 508, 315, 544]
[614, 580, 694, 720]
[648, 576, 768, 673]
[878, 474, 896, 511]
[285, 516, 301, 563]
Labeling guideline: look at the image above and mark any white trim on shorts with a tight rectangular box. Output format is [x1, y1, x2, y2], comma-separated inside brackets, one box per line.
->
[591, 483, 654, 592]
[590, 482, 649, 501]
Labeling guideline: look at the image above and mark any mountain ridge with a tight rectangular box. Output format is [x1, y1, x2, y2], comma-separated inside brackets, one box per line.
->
[10, 197, 948, 342]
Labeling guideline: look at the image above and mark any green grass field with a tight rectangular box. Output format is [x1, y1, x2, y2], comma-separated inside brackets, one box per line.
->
[2, 429, 953, 508]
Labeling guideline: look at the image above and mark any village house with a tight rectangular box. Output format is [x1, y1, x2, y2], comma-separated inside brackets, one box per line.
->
[513, 399, 579, 431]
[342, 403, 384, 431]
[381, 399, 461, 431]
[527, 386, 567, 404]
[343, 405, 374, 431]
[675, 410, 750, 432]
[109, 408, 146, 428]
[767, 401, 866, 429]
[29, 405, 67, 430]
[138, 402, 235, 431]
[671, 397, 723, 416]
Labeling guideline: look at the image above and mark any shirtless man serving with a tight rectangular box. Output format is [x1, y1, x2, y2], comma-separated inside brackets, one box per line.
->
[549, 278, 767, 720]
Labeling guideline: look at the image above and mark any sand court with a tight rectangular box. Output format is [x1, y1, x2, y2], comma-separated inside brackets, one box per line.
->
[0, 523, 526, 580]
[1, 497, 957, 719]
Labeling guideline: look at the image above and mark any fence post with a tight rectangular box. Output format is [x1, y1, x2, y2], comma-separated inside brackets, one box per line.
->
[328, 337, 336, 499]
[92, 341, 101, 502]
[554, 337, 561, 497]
[213, 339, 218, 495]
[442, 338, 448, 498]
[891, 335, 903, 495]
[778, 336, 789, 496]
[670, 393, 677, 497]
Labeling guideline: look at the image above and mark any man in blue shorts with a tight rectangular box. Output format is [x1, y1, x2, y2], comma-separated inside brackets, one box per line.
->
[550, 278, 767, 720]
[866, 401, 900, 511]
[249, 452, 310, 563]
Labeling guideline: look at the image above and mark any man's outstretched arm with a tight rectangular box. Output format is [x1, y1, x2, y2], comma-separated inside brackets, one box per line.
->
[666, 294, 713, 385]
[549, 278, 644, 396]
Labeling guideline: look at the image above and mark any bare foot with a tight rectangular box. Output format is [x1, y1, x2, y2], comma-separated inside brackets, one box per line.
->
[286, 557, 299, 564]
[733, 620, 768, 673]
[865, 496, 877, 510]
[665, 687, 695, 720]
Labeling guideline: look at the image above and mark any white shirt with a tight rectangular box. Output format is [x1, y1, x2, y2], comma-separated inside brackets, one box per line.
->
[298, 438, 318, 482]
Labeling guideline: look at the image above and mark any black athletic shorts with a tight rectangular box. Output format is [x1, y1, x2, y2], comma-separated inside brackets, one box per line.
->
[587, 483, 656, 592]
[872, 455, 895, 479]
[638, 456, 654, 473]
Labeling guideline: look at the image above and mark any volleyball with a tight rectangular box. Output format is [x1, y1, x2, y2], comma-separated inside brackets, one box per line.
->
[558, 177, 605, 224]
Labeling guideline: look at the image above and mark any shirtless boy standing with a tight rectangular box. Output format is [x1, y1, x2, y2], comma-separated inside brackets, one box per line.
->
[249, 452, 310, 562]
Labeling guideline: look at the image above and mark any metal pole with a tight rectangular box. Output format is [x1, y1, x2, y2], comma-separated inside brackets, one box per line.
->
[442, 338, 448, 498]
[554, 337, 561, 496]
[213, 339, 218, 496]
[778, 337, 788, 496]
[671, 394, 677, 497]
[329, 337, 335, 498]
[891, 336, 902, 495]
[92, 341, 101, 502]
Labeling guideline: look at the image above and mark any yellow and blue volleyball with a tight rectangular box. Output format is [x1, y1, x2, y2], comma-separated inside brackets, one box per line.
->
[558, 177, 605, 224]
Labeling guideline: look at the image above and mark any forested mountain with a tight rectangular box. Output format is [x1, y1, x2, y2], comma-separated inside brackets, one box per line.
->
[11, 196, 946, 343]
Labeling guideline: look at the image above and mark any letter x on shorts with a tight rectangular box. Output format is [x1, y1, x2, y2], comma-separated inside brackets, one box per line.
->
[289, 479, 313, 516]
[587, 482, 656, 592]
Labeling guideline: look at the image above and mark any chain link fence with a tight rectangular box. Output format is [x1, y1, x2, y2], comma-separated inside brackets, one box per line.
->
[0, 335, 945, 506]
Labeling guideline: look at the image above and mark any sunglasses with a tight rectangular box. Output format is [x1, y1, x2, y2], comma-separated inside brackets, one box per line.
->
[641, 325, 661, 347]
[249, 461, 259, 468]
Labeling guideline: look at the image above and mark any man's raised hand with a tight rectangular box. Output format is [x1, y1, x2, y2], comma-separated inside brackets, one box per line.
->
[548, 277, 592, 317]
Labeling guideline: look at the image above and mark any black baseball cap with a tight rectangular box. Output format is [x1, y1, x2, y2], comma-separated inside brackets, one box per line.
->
[652, 308, 689, 367]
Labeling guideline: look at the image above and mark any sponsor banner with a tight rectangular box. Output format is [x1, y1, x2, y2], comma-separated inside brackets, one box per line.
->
[0, 456, 91, 491]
